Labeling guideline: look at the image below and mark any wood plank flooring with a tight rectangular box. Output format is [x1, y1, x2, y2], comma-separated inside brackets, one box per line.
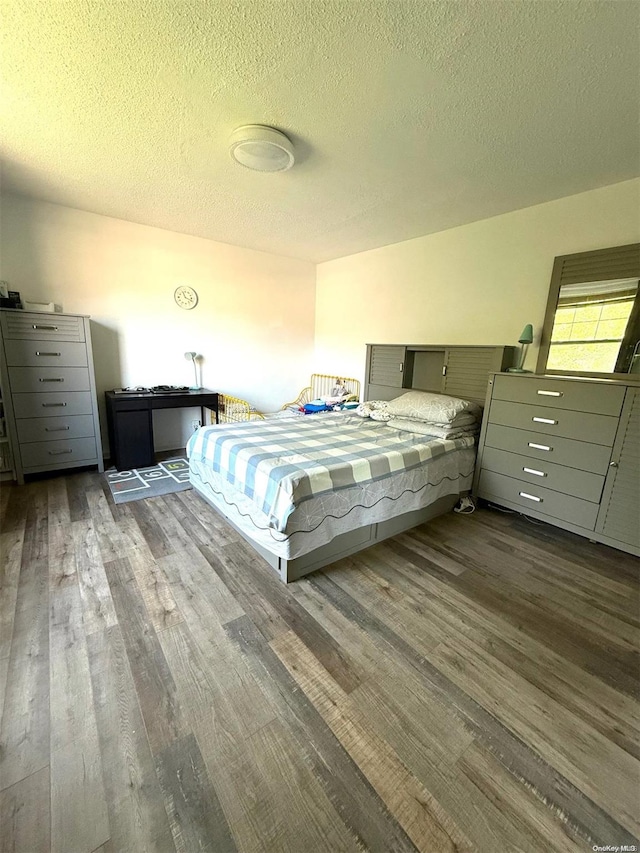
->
[0, 469, 638, 852]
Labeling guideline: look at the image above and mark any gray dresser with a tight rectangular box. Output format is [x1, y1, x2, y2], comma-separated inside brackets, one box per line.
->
[474, 373, 639, 556]
[0, 378, 15, 480]
[0, 309, 104, 484]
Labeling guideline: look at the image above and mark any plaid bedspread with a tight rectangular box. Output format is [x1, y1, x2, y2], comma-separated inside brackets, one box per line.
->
[187, 412, 474, 532]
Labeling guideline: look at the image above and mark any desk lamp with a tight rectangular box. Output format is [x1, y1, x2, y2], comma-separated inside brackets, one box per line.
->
[507, 324, 534, 373]
[184, 352, 201, 389]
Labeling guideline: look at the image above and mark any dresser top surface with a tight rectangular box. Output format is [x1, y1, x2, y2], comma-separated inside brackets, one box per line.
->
[0, 308, 90, 319]
[492, 372, 640, 388]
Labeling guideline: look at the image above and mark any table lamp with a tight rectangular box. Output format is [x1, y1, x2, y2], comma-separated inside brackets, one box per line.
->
[184, 351, 201, 389]
[507, 324, 534, 373]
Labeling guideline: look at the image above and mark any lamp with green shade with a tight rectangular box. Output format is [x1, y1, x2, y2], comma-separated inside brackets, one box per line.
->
[507, 324, 534, 373]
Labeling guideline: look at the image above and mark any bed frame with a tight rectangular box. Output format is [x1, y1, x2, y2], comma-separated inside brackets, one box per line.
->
[191, 477, 458, 583]
[281, 373, 361, 411]
[218, 393, 265, 423]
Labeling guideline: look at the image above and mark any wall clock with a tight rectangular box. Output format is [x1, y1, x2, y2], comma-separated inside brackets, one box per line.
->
[174, 285, 198, 310]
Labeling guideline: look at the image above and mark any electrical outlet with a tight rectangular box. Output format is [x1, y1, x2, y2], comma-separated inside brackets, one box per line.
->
[191, 419, 201, 432]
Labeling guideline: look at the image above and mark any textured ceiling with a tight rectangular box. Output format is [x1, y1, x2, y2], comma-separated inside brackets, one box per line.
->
[1, 0, 638, 263]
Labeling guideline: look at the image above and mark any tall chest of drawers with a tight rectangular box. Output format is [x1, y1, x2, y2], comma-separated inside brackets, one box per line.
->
[474, 373, 639, 556]
[0, 309, 104, 485]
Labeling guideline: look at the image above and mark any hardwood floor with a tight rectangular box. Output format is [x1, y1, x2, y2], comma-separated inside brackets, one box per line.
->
[0, 469, 638, 852]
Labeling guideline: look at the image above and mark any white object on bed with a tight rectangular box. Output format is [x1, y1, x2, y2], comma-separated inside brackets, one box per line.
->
[385, 390, 482, 422]
[386, 417, 480, 439]
[355, 400, 391, 420]
[425, 412, 479, 428]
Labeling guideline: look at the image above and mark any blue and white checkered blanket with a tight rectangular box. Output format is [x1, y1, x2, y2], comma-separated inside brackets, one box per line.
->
[187, 412, 474, 532]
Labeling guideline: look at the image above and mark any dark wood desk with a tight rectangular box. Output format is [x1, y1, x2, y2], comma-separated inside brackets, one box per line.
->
[105, 389, 219, 470]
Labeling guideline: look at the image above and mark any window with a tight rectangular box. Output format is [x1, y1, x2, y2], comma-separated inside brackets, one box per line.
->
[547, 279, 639, 373]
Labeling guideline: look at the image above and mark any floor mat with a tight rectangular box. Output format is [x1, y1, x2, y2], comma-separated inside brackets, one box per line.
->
[105, 458, 191, 504]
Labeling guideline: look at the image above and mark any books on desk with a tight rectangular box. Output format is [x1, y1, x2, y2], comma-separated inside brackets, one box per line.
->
[112, 386, 190, 395]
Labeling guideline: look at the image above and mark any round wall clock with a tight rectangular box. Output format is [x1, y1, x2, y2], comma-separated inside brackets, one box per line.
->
[174, 285, 198, 310]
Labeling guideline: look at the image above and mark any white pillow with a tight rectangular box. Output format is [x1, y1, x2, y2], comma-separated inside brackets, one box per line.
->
[385, 390, 481, 423]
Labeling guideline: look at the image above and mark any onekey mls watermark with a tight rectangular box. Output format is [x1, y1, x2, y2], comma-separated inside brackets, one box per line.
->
[592, 846, 638, 852]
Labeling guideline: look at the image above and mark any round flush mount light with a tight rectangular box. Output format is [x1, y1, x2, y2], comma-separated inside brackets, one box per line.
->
[229, 125, 295, 172]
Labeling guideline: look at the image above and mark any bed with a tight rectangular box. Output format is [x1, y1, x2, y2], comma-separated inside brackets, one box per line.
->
[187, 392, 479, 582]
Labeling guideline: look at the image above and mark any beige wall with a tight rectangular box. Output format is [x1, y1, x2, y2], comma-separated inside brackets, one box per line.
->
[315, 179, 640, 385]
[2, 180, 638, 455]
[0, 195, 316, 452]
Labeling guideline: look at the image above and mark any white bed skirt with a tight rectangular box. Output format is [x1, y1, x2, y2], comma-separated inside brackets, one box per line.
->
[188, 445, 475, 569]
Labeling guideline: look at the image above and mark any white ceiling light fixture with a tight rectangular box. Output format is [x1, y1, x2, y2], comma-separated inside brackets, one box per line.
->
[229, 125, 295, 172]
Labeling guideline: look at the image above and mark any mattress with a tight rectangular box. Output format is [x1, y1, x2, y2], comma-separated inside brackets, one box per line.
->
[187, 412, 476, 560]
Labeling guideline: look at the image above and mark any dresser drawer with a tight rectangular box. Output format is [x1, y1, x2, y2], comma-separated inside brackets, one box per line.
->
[19, 436, 98, 469]
[478, 470, 599, 530]
[0, 311, 85, 342]
[8, 366, 91, 394]
[488, 399, 619, 446]
[4, 339, 88, 368]
[492, 375, 625, 416]
[16, 414, 96, 444]
[481, 447, 605, 503]
[12, 391, 95, 419]
[484, 424, 613, 475]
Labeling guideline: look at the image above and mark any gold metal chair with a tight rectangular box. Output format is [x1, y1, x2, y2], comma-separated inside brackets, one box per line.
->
[218, 393, 265, 423]
[281, 374, 361, 411]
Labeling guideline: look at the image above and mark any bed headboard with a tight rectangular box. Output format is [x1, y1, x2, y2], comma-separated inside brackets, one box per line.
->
[364, 344, 515, 405]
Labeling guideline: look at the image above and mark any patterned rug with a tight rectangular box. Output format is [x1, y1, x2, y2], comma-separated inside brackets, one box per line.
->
[105, 458, 191, 504]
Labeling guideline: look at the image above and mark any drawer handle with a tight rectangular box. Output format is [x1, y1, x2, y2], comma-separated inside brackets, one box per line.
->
[42, 402, 67, 407]
[45, 426, 70, 432]
[32, 324, 58, 330]
[537, 390, 563, 397]
[523, 467, 546, 477]
[35, 351, 61, 357]
[48, 449, 73, 455]
[532, 417, 557, 425]
[519, 491, 542, 503]
[39, 378, 64, 383]
[528, 442, 552, 451]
